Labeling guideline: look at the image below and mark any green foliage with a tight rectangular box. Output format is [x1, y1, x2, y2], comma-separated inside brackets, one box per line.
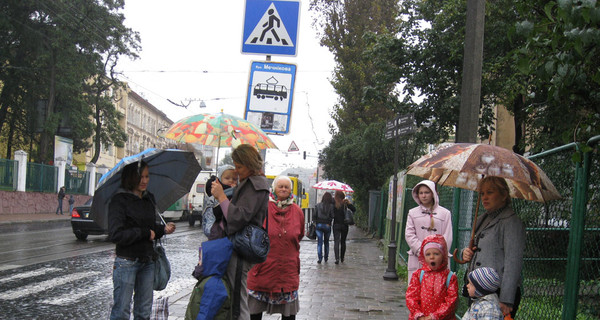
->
[0, 0, 138, 162]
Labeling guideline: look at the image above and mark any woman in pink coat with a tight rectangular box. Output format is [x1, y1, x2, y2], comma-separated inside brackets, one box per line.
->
[405, 180, 453, 281]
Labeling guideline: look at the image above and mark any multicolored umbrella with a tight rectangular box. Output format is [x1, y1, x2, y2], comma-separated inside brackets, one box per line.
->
[161, 112, 278, 150]
[312, 180, 354, 193]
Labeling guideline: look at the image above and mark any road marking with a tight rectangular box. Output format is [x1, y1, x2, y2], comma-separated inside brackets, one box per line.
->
[0, 267, 62, 284]
[0, 271, 99, 300]
[39, 278, 112, 305]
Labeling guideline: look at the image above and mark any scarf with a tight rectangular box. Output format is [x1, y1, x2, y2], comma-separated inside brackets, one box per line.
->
[269, 192, 294, 209]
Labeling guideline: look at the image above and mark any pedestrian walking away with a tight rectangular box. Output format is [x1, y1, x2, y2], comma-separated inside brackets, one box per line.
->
[405, 180, 453, 281]
[56, 186, 66, 215]
[107, 160, 176, 320]
[312, 192, 334, 264]
[332, 190, 354, 264]
[247, 175, 305, 320]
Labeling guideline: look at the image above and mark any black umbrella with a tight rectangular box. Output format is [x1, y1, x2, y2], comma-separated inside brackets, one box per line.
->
[90, 148, 201, 230]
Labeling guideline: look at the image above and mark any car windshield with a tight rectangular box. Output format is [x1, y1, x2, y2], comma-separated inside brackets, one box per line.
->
[84, 198, 93, 206]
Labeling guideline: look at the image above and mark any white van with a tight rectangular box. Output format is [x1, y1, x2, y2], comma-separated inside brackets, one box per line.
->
[187, 171, 215, 226]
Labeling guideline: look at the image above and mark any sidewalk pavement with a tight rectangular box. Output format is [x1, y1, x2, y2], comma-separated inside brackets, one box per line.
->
[168, 226, 410, 320]
[0, 214, 410, 319]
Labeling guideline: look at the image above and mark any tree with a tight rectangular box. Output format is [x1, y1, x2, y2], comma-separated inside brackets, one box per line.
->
[511, 1, 600, 152]
[0, 0, 139, 162]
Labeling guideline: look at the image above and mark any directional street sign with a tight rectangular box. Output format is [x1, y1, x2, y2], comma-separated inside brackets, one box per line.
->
[242, 0, 300, 56]
[245, 61, 297, 134]
[386, 114, 416, 139]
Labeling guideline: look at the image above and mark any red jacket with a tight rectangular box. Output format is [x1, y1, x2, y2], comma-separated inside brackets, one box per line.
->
[406, 234, 458, 320]
[247, 200, 305, 293]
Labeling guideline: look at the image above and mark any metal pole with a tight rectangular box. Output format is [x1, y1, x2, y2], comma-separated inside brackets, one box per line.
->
[384, 120, 399, 280]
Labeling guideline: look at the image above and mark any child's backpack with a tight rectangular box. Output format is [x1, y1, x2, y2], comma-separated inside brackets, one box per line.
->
[420, 269, 454, 288]
[184, 274, 232, 320]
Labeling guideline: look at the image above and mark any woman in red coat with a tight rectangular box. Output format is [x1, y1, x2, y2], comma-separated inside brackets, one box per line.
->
[247, 175, 305, 320]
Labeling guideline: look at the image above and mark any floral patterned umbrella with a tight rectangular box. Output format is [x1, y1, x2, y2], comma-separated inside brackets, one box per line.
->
[312, 180, 354, 193]
[161, 112, 278, 150]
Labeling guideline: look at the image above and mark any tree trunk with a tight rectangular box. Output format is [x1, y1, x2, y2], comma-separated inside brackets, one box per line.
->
[39, 51, 57, 164]
[512, 94, 525, 155]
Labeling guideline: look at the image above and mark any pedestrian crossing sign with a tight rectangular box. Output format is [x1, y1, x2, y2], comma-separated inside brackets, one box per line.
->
[242, 0, 300, 56]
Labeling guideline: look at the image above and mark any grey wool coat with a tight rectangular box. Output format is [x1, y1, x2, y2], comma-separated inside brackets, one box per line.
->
[225, 175, 270, 235]
[466, 205, 526, 306]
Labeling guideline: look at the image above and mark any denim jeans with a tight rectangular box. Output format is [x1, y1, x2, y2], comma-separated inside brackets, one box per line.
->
[56, 199, 63, 214]
[110, 257, 155, 320]
[315, 223, 331, 261]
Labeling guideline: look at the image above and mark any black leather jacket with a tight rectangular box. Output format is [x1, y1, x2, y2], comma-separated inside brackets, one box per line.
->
[108, 189, 165, 260]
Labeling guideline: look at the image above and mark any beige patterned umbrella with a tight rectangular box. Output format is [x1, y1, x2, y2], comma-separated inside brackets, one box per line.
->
[406, 143, 561, 202]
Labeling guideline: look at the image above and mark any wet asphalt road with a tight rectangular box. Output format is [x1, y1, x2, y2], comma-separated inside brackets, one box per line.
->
[0, 221, 204, 320]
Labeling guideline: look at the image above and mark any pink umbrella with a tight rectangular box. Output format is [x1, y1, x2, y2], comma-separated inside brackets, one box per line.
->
[312, 180, 354, 193]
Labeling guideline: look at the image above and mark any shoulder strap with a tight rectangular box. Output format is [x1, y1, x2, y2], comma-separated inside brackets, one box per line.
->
[419, 269, 453, 288]
[446, 271, 454, 288]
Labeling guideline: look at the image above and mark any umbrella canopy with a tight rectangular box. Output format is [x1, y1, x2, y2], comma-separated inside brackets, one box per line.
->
[406, 143, 561, 202]
[90, 148, 201, 230]
[312, 180, 354, 193]
[161, 112, 278, 150]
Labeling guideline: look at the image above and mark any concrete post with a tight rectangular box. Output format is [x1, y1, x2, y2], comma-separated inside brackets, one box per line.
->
[14, 150, 28, 192]
[86, 162, 97, 196]
[56, 159, 66, 192]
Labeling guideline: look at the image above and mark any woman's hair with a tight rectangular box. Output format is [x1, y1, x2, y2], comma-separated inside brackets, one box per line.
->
[334, 190, 345, 208]
[231, 144, 263, 175]
[321, 191, 333, 205]
[272, 175, 292, 191]
[478, 176, 510, 206]
[121, 160, 148, 191]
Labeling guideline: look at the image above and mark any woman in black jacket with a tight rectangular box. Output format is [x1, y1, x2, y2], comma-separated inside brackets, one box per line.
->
[312, 192, 334, 263]
[108, 160, 176, 320]
[332, 190, 355, 264]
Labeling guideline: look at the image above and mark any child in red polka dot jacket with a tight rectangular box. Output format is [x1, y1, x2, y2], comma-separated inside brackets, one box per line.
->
[406, 234, 458, 320]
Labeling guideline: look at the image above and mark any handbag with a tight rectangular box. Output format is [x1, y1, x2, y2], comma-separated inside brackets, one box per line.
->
[230, 211, 270, 264]
[153, 238, 171, 291]
[307, 222, 317, 240]
[150, 296, 169, 320]
[344, 205, 355, 225]
[153, 210, 171, 291]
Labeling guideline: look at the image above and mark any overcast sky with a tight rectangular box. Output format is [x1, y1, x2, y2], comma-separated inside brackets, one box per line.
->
[116, 0, 337, 178]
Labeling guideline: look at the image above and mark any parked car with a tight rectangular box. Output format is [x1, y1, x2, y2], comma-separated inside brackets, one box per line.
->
[71, 198, 106, 240]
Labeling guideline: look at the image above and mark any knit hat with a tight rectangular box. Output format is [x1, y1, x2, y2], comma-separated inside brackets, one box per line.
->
[468, 267, 501, 297]
[217, 165, 235, 179]
[423, 242, 443, 254]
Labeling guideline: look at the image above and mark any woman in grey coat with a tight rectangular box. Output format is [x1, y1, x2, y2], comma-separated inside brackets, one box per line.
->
[462, 176, 526, 319]
[212, 144, 270, 320]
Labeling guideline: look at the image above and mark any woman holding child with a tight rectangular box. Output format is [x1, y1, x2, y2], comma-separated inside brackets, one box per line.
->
[211, 144, 270, 320]
[462, 176, 526, 318]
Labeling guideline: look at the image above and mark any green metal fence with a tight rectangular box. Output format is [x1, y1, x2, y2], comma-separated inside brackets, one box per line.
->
[65, 169, 89, 195]
[380, 135, 600, 319]
[26, 162, 57, 193]
[0, 159, 17, 191]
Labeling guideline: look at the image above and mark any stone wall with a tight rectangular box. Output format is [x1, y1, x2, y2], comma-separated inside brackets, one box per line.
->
[0, 191, 91, 215]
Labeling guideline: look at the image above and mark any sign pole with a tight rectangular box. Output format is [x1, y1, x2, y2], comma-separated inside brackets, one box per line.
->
[384, 116, 399, 281]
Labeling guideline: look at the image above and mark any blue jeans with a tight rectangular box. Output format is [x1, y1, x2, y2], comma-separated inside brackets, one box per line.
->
[56, 199, 63, 214]
[110, 257, 155, 320]
[315, 223, 331, 261]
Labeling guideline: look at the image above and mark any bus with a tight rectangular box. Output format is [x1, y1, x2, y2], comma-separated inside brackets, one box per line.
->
[266, 175, 309, 209]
